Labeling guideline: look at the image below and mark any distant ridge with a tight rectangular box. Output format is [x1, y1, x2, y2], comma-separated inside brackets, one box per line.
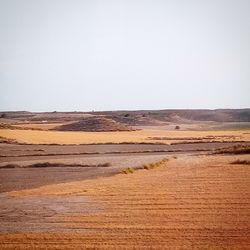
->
[90, 109, 250, 124]
[1, 109, 250, 125]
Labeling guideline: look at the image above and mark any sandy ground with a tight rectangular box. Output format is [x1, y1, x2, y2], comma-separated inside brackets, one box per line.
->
[0, 128, 249, 144]
[0, 154, 249, 249]
[0, 154, 169, 193]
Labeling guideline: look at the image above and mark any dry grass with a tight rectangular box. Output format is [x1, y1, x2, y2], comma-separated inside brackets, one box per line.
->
[231, 159, 250, 165]
[143, 158, 168, 170]
[0, 128, 249, 145]
[0, 162, 111, 169]
[4, 155, 250, 248]
[121, 167, 135, 174]
[215, 144, 250, 154]
[121, 158, 168, 173]
[0, 136, 18, 144]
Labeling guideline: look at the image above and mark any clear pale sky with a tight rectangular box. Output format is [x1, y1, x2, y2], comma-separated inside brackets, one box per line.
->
[0, 0, 249, 111]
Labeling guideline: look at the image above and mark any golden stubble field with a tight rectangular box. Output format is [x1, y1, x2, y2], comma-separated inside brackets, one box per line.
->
[0, 128, 249, 144]
[1, 154, 250, 249]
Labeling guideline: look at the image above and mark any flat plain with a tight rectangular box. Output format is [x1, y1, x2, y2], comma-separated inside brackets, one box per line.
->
[0, 110, 250, 249]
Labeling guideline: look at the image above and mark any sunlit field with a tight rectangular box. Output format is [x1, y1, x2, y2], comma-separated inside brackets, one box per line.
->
[0, 128, 249, 145]
[1, 0, 250, 247]
[2, 154, 249, 249]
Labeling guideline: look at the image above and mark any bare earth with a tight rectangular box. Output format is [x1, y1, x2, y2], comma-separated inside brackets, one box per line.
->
[0, 113, 250, 249]
[0, 153, 169, 193]
[1, 141, 249, 193]
[0, 154, 249, 249]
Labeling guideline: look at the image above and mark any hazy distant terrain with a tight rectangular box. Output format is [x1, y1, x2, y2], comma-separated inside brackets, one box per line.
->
[1, 109, 250, 123]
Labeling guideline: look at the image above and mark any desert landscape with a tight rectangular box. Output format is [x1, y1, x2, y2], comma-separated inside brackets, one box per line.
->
[1, 0, 250, 248]
[0, 110, 250, 249]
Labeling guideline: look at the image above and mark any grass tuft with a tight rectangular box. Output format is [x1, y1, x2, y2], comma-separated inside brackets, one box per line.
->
[143, 158, 168, 170]
[122, 167, 135, 174]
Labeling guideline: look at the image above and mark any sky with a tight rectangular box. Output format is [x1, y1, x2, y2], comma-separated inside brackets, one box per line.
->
[0, 0, 249, 112]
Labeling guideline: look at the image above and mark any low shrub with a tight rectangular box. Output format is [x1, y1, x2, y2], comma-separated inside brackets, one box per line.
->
[143, 158, 168, 170]
[215, 145, 250, 155]
[231, 159, 250, 165]
[97, 162, 111, 167]
[122, 167, 134, 174]
[0, 164, 19, 168]
[143, 164, 151, 170]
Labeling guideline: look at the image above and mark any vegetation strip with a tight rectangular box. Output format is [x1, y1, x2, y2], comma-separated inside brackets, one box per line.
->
[231, 159, 250, 165]
[214, 145, 250, 154]
[122, 158, 169, 174]
[0, 149, 209, 158]
[0, 162, 111, 169]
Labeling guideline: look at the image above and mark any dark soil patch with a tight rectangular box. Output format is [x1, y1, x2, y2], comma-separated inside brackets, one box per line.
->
[52, 117, 134, 132]
[0, 162, 111, 169]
